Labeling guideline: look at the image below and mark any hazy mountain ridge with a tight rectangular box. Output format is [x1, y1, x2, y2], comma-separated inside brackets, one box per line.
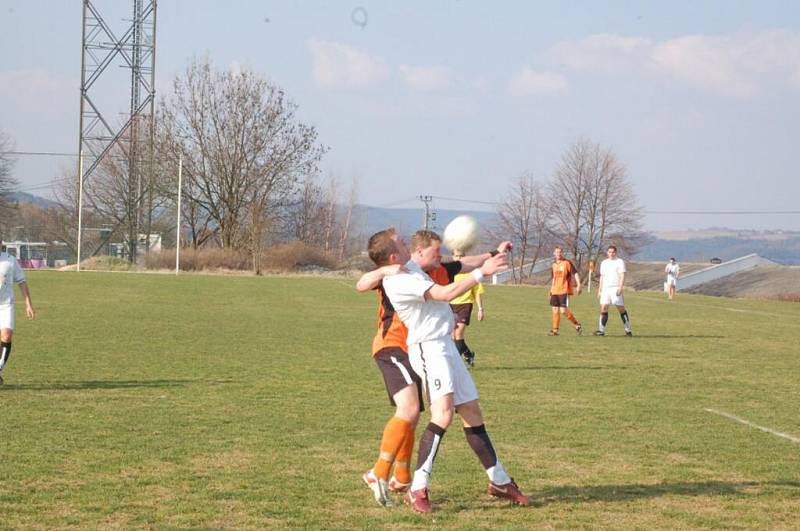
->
[9, 194, 800, 264]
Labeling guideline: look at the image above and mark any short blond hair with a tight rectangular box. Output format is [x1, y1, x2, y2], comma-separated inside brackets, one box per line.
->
[410, 230, 441, 251]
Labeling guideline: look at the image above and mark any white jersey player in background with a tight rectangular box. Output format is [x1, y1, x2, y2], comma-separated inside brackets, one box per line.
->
[594, 245, 632, 337]
[0, 247, 36, 384]
[665, 257, 680, 300]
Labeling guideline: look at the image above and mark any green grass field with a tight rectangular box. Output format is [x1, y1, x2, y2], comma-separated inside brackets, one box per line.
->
[2, 271, 799, 529]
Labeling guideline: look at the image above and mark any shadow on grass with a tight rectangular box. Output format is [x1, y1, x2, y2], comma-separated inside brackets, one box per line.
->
[0, 379, 235, 391]
[531, 480, 799, 506]
[436, 480, 800, 513]
[481, 366, 623, 371]
[597, 334, 726, 339]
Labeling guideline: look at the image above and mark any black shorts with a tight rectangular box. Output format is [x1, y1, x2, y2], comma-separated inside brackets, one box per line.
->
[450, 303, 473, 325]
[373, 347, 424, 411]
[550, 294, 569, 308]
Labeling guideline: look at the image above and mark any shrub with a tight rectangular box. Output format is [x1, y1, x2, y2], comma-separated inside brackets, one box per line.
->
[262, 242, 337, 272]
[144, 243, 338, 273]
[144, 248, 250, 271]
[79, 256, 141, 271]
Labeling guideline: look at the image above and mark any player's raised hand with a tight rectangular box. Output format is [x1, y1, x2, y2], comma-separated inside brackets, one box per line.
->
[496, 241, 513, 253]
[480, 252, 508, 276]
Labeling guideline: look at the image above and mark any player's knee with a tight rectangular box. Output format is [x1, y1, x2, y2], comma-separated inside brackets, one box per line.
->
[396, 400, 420, 423]
[455, 400, 484, 425]
[0, 329, 12, 342]
[430, 403, 455, 428]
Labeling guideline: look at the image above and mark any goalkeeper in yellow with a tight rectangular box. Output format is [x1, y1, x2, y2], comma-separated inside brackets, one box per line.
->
[449, 250, 485, 367]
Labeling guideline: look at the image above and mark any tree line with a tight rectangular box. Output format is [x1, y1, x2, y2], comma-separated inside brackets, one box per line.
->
[1, 59, 643, 277]
[2, 59, 359, 273]
[493, 138, 645, 284]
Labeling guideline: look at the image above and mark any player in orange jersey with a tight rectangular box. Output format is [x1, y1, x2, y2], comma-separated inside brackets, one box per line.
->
[548, 246, 582, 336]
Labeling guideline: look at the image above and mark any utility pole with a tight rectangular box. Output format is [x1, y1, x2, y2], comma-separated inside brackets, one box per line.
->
[419, 195, 433, 229]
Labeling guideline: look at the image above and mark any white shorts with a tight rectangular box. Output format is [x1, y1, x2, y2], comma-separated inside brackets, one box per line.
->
[599, 286, 624, 306]
[0, 304, 14, 329]
[666, 276, 677, 287]
[409, 338, 479, 406]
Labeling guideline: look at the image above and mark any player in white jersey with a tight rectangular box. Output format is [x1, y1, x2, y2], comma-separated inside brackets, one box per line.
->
[381, 229, 529, 513]
[0, 248, 36, 384]
[665, 257, 680, 300]
[593, 245, 632, 337]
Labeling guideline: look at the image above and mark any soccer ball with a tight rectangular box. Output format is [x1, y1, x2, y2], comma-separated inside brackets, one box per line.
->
[443, 215, 480, 254]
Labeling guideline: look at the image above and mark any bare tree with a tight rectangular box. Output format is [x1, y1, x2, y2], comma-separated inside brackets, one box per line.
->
[549, 139, 643, 281]
[322, 172, 338, 252]
[81, 121, 172, 262]
[338, 177, 358, 260]
[50, 169, 119, 259]
[0, 131, 20, 231]
[495, 173, 551, 283]
[548, 139, 593, 267]
[156, 58, 326, 265]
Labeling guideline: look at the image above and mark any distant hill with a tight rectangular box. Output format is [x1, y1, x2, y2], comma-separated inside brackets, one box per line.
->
[637, 230, 800, 265]
[9, 191, 59, 209]
[11, 192, 800, 264]
[355, 205, 496, 237]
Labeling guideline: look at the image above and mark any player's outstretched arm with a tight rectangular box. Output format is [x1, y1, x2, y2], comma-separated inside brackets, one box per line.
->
[19, 281, 34, 320]
[457, 241, 512, 272]
[574, 272, 582, 295]
[355, 264, 406, 292]
[425, 253, 507, 302]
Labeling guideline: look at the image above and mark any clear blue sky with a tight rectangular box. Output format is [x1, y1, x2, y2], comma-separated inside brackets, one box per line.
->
[2, 0, 800, 230]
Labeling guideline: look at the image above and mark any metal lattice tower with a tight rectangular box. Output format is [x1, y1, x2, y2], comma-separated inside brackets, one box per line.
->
[76, 0, 157, 267]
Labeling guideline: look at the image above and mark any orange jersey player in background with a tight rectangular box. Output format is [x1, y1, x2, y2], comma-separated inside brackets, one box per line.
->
[548, 246, 583, 336]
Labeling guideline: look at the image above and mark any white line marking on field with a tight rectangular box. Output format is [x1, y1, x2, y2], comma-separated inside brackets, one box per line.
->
[704, 408, 800, 444]
[636, 294, 785, 319]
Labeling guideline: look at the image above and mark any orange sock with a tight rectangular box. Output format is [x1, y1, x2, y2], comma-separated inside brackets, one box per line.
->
[565, 310, 578, 325]
[552, 312, 561, 332]
[393, 423, 416, 484]
[374, 416, 411, 480]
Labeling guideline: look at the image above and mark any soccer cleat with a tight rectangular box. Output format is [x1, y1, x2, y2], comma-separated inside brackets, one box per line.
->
[547, 330, 559, 336]
[488, 478, 530, 506]
[575, 324, 583, 336]
[388, 476, 411, 493]
[0, 373, 4, 385]
[593, 330, 605, 336]
[404, 487, 432, 514]
[625, 330, 633, 337]
[362, 469, 393, 507]
[463, 350, 475, 368]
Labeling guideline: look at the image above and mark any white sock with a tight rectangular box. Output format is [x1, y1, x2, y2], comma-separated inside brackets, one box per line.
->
[486, 460, 511, 485]
[411, 469, 430, 491]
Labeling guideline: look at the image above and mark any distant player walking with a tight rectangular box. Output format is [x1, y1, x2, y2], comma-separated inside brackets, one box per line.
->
[449, 250, 484, 367]
[665, 257, 680, 301]
[548, 246, 582, 336]
[594, 245, 632, 337]
[0, 246, 36, 384]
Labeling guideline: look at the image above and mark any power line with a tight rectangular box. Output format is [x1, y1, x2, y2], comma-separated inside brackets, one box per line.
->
[645, 210, 800, 215]
[431, 195, 499, 206]
[426, 195, 800, 216]
[0, 150, 78, 157]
